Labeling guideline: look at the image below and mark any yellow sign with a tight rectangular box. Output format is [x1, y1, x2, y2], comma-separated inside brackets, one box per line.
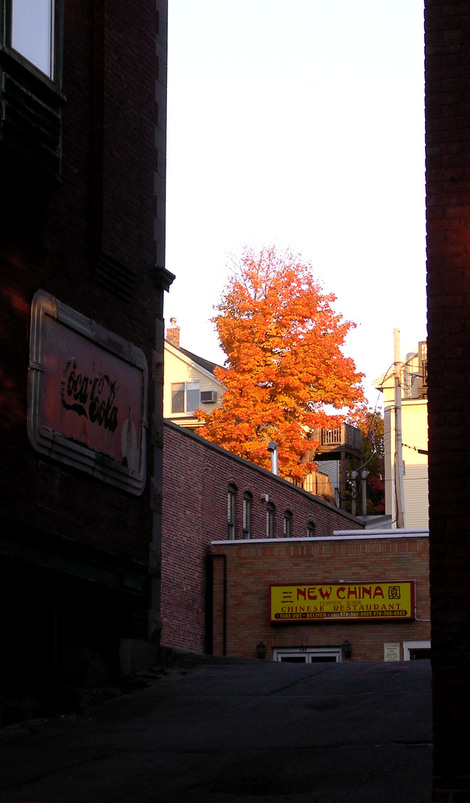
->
[270, 582, 415, 623]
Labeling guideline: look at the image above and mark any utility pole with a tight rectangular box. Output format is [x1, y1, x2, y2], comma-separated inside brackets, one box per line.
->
[361, 470, 369, 517]
[394, 329, 405, 528]
[350, 471, 358, 517]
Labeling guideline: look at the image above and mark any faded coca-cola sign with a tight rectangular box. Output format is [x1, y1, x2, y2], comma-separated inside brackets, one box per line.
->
[61, 358, 119, 433]
[28, 290, 148, 494]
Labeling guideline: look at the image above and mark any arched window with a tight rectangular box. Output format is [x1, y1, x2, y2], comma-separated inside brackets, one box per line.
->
[266, 502, 275, 538]
[307, 520, 316, 537]
[227, 483, 237, 539]
[284, 509, 293, 538]
[243, 492, 252, 539]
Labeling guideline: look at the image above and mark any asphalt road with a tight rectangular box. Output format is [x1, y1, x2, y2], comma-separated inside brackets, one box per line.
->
[0, 658, 432, 803]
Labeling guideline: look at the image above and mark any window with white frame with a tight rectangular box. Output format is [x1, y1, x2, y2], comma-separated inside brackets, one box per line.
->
[227, 483, 237, 539]
[243, 492, 252, 539]
[403, 641, 431, 660]
[273, 647, 342, 663]
[307, 520, 316, 537]
[171, 381, 200, 414]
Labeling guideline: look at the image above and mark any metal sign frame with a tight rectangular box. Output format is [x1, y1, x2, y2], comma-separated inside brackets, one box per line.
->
[270, 581, 416, 623]
[28, 289, 148, 495]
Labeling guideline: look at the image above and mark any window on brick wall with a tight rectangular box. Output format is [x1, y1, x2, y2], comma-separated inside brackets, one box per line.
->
[284, 509, 293, 538]
[307, 520, 316, 537]
[10, 0, 55, 77]
[228, 483, 237, 539]
[1, 0, 63, 183]
[171, 381, 200, 414]
[243, 492, 252, 539]
[266, 502, 275, 538]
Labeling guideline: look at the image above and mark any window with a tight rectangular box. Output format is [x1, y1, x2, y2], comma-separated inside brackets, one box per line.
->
[307, 520, 316, 537]
[1, 0, 63, 182]
[273, 648, 342, 663]
[171, 381, 200, 414]
[243, 492, 252, 539]
[266, 502, 275, 538]
[283, 510, 293, 538]
[10, 0, 55, 78]
[227, 484, 237, 539]
[403, 641, 431, 661]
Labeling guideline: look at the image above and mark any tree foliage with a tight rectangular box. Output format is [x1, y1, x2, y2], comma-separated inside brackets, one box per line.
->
[359, 409, 385, 514]
[343, 409, 385, 515]
[197, 246, 365, 481]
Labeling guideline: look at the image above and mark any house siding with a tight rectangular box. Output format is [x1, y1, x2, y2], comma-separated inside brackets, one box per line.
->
[163, 343, 222, 424]
[381, 381, 428, 529]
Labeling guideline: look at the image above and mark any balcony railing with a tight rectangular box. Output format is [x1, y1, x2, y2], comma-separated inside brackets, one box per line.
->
[310, 424, 362, 453]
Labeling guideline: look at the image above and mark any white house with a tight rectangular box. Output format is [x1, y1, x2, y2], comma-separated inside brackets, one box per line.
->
[374, 340, 428, 529]
[163, 319, 224, 430]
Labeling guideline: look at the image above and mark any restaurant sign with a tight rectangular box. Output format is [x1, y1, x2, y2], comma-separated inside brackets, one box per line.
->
[28, 290, 148, 494]
[270, 582, 415, 623]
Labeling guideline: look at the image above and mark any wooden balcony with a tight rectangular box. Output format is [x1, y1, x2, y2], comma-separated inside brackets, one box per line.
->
[310, 424, 362, 458]
[309, 424, 363, 512]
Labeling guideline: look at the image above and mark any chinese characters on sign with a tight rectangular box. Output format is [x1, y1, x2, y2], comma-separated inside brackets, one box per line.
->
[270, 582, 415, 623]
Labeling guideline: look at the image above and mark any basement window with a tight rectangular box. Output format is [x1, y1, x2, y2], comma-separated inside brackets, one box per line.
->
[273, 648, 342, 663]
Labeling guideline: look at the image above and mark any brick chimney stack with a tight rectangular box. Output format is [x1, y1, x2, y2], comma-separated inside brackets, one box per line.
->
[166, 317, 180, 347]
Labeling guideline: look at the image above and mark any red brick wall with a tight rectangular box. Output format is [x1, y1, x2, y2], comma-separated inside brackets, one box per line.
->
[0, 1, 169, 692]
[425, 1, 470, 796]
[161, 421, 363, 653]
[0, 0, 166, 564]
[212, 535, 430, 661]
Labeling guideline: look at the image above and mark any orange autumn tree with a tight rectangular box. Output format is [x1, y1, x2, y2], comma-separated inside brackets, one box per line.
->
[197, 247, 365, 482]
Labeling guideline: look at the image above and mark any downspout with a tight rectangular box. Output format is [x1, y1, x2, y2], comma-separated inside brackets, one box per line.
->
[211, 553, 227, 656]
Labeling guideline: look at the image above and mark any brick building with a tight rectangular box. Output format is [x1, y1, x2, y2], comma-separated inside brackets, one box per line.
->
[424, 1, 470, 797]
[211, 531, 430, 663]
[162, 421, 365, 654]
[162, 423, 429, 663]
[0, 0, 172, 716]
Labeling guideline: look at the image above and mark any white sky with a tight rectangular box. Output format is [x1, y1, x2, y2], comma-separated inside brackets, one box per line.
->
[165, 0, 426, 409]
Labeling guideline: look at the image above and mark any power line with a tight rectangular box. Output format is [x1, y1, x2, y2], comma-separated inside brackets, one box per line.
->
[402, 442, 428, 455]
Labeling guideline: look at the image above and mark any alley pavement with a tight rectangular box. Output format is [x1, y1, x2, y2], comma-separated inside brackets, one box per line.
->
[0, 656, 432, 803]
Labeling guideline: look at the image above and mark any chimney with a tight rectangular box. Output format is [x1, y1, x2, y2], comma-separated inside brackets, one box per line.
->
[166, 317, 180, 347]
